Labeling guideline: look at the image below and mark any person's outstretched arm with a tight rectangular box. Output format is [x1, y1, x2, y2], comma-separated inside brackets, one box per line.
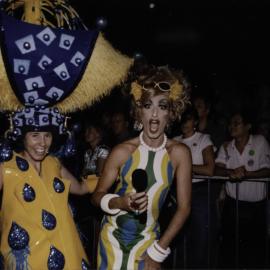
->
[61, 164, 91, 194]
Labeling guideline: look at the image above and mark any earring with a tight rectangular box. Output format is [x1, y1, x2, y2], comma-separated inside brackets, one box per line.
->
[134, 120, 143, 131]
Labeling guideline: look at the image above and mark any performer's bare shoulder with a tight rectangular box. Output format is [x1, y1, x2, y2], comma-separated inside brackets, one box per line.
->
[106, 137, 140, 168]
[166, 138, 191, 169]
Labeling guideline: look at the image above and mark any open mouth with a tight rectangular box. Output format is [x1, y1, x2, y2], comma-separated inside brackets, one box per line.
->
[35, 149, 47, 156]
[149, 119, 160, 133]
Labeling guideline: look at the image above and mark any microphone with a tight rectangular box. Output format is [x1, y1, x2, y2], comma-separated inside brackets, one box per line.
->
[131, 169, 148, 224]
[132, 169, 148, 192]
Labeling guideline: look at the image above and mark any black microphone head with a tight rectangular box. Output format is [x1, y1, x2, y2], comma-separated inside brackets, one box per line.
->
[131, 169, 148, 192]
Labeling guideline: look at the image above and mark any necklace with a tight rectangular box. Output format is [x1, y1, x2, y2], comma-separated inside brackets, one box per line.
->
[139, 132, 167, 152]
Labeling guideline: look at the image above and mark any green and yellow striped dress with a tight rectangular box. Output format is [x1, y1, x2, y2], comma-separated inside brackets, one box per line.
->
[97, 144, 174, 270]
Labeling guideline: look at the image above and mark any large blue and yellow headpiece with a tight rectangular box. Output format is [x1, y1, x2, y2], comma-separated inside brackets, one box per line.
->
[0, 0, 133, 137]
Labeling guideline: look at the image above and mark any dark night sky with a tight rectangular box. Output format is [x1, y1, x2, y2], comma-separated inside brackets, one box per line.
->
[71, 0, 270, 82]
[70, 0, 270, 132]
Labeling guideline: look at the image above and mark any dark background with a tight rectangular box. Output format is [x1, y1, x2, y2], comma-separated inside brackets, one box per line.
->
[1, 1, 269, 136]
[71, 0, 270, 80]
[70, 0, 270, 130]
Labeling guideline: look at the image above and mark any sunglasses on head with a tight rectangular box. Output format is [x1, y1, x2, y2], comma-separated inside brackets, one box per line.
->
[142, 81, 171, 92]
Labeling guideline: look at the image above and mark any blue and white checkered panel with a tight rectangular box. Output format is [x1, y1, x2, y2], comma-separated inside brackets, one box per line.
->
[26, 117, 35, 126]
[15, 34, 36, 54]
[52, 116, 64, 127]
[12, 114, 24, 127]
[34, 99, 50, 106]
[12, 107, 66, 134]
[70, 51, 86, 67]
[59, 33, 75, 50]
[38, 113, 50, 126]
[13, 59, 31, 75]
[36, 27, 57, 46]
[38, 55, 53, 70]
[0, 11, 99, 107]
[46, 87, 64, 101]
[23, 91, 39, 105]
[53, 63, 70, 81]
[24, 76, 45, 91]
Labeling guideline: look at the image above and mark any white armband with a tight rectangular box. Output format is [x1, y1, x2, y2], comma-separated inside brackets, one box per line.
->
[100, 194, 120, 215]
[147, 240, 171, 263]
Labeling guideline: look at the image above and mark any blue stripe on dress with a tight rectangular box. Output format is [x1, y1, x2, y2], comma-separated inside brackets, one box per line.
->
[99, 238, 108, 270]
[167, 161, 174, 185]
[121, 156, 133, 177]
[158, 187, 169, 210]
[117, 156, 133, 196]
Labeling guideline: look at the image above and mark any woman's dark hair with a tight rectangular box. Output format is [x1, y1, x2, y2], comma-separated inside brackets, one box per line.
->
[85, 122, 105, 138]
[191, 92, 212, 110]
[181, 106, 199, 124]
[229, 108, 255, 126]
[229, 108, 255, 134]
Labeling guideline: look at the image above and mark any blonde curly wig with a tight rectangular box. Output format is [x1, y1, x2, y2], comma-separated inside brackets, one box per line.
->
[130, 65, 191, 124]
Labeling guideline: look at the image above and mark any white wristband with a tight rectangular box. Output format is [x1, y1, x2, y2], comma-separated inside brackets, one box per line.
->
[154, 240, 171, 255]
[100, 194, 121, 215]
[147, 240, 171, 263]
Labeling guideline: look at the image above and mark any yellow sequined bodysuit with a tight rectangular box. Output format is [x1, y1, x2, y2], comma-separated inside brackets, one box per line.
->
[0, 153, 90, 269]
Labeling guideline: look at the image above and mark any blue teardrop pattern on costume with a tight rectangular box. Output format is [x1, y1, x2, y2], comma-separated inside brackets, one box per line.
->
[7, 223, 30, 270]
[23, 183, 36, 202]
[81, 258, 90, 270]
[0, 252, 4, 270]
[48, 246, 65, 270]
[53, 177, 65, 193]
[0, 139, 13, 162]
[8, 222, 29, 250]
[42, 209, 57, 230]
[16, 156, 29, 171]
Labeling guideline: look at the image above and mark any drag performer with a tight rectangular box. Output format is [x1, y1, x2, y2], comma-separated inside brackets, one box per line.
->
[92, 65, 192, 270]
[0, 1, 133, 269]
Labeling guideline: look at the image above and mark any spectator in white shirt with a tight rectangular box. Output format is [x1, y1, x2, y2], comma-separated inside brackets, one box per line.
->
[173, 106, 217, 269]
[215, 109, 270, 269]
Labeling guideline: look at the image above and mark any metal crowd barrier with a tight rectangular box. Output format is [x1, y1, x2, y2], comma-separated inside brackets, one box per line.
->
[168, 175, 270, 269]
[75, 176, 270, 269]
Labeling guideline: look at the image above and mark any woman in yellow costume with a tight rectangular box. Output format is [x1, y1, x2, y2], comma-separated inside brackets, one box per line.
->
[0, 109, 94, 269]
[92, 65, 192, 270]
[0, 0, 133, 269]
